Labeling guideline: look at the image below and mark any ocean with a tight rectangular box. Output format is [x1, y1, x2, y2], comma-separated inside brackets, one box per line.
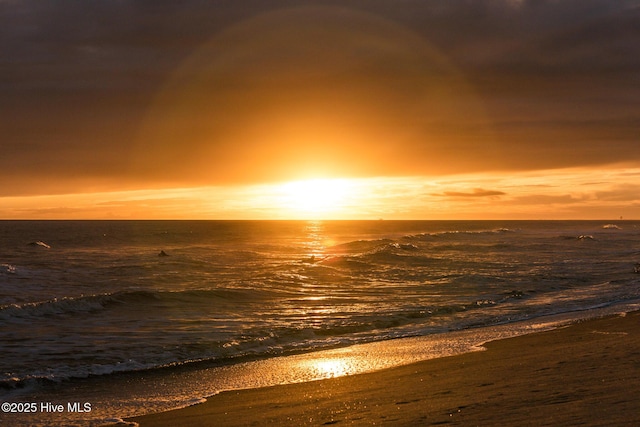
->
[1, 220, 639, 426]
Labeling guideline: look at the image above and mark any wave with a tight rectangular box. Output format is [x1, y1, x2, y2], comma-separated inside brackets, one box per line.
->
[0, 293, 119, 323]
[324, 227, 519, 259]
[0, 283, 533, 392]
[0, 301, 511, 391]
[406, 227, 517, 240]
[0, 358, 159, 392]
[322, 231, 516, 268]
[602, 224, 622, 230]
[26, 240, 51, 249]
[1, 263, 17, 274]
[328, 239, 394, 253]
[0, 288, 277, 324]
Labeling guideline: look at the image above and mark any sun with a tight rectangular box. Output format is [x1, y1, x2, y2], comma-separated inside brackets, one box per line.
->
[277, 178, 354, 219]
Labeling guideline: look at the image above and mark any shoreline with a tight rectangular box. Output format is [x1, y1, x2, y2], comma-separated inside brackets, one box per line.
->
[128, 310, 640, 426]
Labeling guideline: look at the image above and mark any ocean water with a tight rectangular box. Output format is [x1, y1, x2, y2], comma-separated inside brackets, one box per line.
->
[1, 220, 639, 426]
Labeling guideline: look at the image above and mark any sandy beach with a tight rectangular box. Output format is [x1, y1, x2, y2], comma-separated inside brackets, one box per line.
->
[129, 310, 640, 426]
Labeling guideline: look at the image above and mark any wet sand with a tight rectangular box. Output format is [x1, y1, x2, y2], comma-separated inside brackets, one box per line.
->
[129, 311, 640, 426]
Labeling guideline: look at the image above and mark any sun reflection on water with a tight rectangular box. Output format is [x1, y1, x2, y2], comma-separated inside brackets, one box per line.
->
[304, 357, 352, 379]
[303, 220, 329, 255]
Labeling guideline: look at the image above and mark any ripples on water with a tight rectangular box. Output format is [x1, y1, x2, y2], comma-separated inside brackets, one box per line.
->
[1, 220, 639, 425]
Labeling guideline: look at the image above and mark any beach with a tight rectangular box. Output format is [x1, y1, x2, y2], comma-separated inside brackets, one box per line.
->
[129, 310, 640, 426]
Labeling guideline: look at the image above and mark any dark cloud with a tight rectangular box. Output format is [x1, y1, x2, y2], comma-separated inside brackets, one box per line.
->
[512, 194, 585, 205]
[436, 188, 506, 198]
[1, 0, 639, 196]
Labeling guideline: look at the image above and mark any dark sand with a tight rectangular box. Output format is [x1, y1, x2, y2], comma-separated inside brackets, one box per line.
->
[130, 311, 640, 426]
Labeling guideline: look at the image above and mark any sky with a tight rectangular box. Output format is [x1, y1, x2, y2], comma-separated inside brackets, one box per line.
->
[1, 0, 639, 219]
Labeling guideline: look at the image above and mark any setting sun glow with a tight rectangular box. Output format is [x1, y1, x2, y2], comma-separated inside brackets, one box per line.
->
[276, 178, 355, 219]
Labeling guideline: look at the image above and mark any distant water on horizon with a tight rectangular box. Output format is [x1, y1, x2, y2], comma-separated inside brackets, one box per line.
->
[1, 220, 639, 425]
